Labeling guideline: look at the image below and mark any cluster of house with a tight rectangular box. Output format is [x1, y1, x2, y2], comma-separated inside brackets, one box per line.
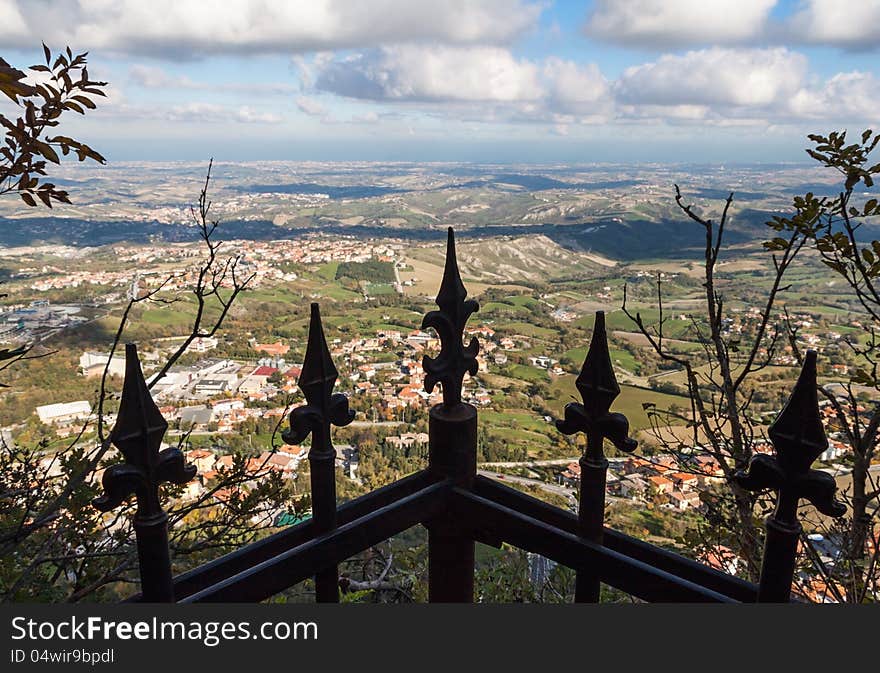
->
[344, 327, 495, 411]
[384, 432, 429, 454]
[84, 236, 402, 301]
[559, 454, 725, 512]
[529, 355, 564, 375]
[27, 268, 131, 292]
[181, 441, 359, 502]
[752, 398, 861, 463]
[231, 236, 403, 271]
[719, 307, 856, 367]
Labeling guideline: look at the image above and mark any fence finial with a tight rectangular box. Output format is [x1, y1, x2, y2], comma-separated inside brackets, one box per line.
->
[283, 303, 352, 603]
[422, 227, 480, 408]
[734, 351, 845, 602]
[734, 351, 845, 521]
[556, 311, 636, 455]
[555, 311, 635, 602]
[94, 343, 195, 516]
[93, 343, 194, 602]
[284, 303, 354, 449]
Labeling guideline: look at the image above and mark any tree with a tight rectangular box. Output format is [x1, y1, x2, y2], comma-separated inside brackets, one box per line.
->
[0, 163, 302, 601]
[623, 130, 880, 601]
[0, 45, 107, 379]
[623, 184, 810, 581]
[1, 44, 106, 207]
[768, 130, 880, 602]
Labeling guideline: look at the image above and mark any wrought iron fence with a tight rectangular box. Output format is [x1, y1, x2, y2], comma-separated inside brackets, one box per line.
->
[94, 227, 846, 603]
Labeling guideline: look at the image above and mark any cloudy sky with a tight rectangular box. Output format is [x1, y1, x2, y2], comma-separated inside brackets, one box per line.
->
[1, 0, 878, 163]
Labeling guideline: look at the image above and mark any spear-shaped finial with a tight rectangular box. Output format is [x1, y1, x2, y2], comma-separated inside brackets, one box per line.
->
[421, 227, 480, 408]
[282, 303, 353, 603]
[556, 311, 636, 456]
[283, 303, 354, 452]
[93, 344, 195, 517]
[92, 343, 195, 602]
[734, 351, 845, 522]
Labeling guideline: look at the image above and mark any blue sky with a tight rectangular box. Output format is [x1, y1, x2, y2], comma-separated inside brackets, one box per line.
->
[1, 1, 879, 163]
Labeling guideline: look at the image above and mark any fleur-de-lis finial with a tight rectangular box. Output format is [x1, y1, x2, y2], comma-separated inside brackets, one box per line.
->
[422, 227, 480, 408]
[733, 351, 845, 523]
[556, 311, 636, 456]
[283, 303, 354, 452]
[93, 344, 195, 517]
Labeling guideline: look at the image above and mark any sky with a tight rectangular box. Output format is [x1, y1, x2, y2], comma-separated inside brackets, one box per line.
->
[1, 0, 879, 163]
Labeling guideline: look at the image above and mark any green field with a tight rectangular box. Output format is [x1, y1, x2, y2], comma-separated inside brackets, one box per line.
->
[549, 378, 691, 431]
[494, 321, 557, 340]
[563, 346, 640, 373]
[506, 363, 549, 383]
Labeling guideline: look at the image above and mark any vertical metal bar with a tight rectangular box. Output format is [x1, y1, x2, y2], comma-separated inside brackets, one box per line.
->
[574, 427, 607, 602]
[757, 514, 801, 603]
[310, 430, 339, 603]
[427, 403, 477, 602]
[134, 513, 175, 603]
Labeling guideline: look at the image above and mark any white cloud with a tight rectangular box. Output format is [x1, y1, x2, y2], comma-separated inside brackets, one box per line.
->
[315, 46, 545, 102]
[789, 0, 880, 49]
[542, 58, 610, 113]
[788, 72, 880, 122]
[295, 96, 327, 117]
[0, 0, 27, 42]
[310, 46, 618, 128]
[234, 106, 283, 124]
[128, 65, 296, 95]
[311, 45, 850, 128]
[3, 0, 543, 56]
[614, 48, 807, 108]
[617, 103, 712, 122]
[119, 102, 283, 124]
[129, 65, 191, 89]
[585, 0, 777, 47]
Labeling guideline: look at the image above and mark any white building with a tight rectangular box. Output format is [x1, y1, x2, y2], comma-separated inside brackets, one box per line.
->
[79, 351, 125, 378]
[36, 400, 92, 425]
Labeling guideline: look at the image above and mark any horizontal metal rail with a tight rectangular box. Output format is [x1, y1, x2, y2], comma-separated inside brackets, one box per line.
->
[181, 479, 450, 603]
[451, 487, 736, 603]
[126, 469, 440, 602]
[473, 475, 758, 602]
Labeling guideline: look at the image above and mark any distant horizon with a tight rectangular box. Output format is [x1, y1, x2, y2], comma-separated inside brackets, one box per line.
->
[88, 136, 826, 165]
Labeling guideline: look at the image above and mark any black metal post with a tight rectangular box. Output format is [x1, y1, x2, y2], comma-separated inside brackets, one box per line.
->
[575, 427, 608, 602]
[734, 352, 846, 602]
[93, 343, 196, 602]
[133, 513, 175, 603]
[428, 403, 477, 602]
[284, 303, 354, 603]
[310, 439, 339, 603]
[556, 311, 636, 603]
[757, 503, 801, 603]
[422, 227, 480, 603]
